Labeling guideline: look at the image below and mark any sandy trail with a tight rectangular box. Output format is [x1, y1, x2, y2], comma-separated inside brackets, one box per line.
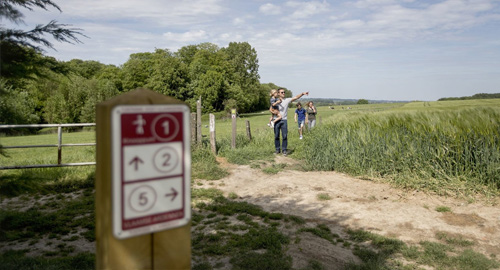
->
[197, 155, 500, 260]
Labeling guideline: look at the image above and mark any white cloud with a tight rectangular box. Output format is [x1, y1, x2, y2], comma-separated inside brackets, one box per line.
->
[334, 19, 365, 29]
[354, 0, 398, 9]
[259, 3, 281, 15]
[163, 30, 208, 42]
[233, 17, 245, 25]
[314, 0, 500, 48]
[268, 32, 301, 46]
[217, 33, 243, 44]
[111, 47, 142, 52]
[352, 0, 496, 32]
[56, 0, 226, 26]
[286, 0, 330, 19]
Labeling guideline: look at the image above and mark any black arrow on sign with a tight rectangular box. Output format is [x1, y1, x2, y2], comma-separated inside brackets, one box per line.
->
[129, 156, 144, 171]
[165, 188, 178, 201]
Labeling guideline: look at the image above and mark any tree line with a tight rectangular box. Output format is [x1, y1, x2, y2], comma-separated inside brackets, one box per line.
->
[1, 1, 292, 130]
[1, 41, 294, 128]
[438, 93, 500, 101]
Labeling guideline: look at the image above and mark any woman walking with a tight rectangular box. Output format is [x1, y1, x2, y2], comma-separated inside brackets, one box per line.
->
[306, 101, 317, 130]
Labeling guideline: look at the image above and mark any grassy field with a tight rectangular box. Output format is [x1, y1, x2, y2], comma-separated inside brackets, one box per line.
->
[295, 100, 500, 199]
[1, 99, 500, 269]
[0, 130, 96, 167]
[198, 99, 500, 199]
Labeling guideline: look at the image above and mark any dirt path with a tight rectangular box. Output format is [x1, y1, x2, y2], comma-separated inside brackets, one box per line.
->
[198, 155, 500, 260]
[2, 155, 498, 268]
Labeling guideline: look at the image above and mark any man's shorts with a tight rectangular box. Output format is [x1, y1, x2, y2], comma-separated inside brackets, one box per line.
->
[298, 120, 305, 129]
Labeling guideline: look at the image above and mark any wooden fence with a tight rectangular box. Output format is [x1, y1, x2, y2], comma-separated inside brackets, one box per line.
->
[0, 123, 96, 170]
[1, 106, 311, 169]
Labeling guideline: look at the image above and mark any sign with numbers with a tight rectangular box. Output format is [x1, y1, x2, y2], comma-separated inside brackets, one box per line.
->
[111, 104, 191, 239]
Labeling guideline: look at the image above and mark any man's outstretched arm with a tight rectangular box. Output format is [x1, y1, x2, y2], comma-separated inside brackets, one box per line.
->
[291, 92, 309, 102]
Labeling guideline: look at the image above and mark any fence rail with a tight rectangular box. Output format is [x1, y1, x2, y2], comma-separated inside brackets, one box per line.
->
[0, 123, 96, 170]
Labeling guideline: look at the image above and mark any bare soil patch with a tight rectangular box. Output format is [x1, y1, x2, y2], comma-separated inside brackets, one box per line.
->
[195, 155, 500, 265]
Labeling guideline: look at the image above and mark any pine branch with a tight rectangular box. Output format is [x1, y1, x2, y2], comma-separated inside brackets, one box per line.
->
[1, 20, 87, 52]
[0, 0, 61, 23]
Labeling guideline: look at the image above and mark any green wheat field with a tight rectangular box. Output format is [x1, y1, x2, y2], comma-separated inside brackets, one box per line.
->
[1, 99, 499, 270]
[1, 99, 499, 198]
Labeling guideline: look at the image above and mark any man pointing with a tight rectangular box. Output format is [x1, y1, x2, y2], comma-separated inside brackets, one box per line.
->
[274, 88, 309, 156]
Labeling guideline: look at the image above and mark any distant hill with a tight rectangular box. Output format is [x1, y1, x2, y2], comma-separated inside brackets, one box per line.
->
[301, 98, 409, 106]
[438, 93, 500, 101]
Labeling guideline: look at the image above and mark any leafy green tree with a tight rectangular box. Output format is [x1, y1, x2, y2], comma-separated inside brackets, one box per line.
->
[65, 59, 105, 79]
[0, 79, 39, 125]
[0, 53, 65, 127]
[257, 83, 273, 109]
[96, 64, 124, 92]
[121, 52, 155, 91]
[357, 99, 369, 104]
[146, 49, 191, 100]
[43, 88, 68, 123]
[195, 70, 226, 113]
[223, 98, 238, 115]
[188, 43, 225, 80]
[222, 42, 261, 112]
[187, 43, 228, 112]
[120, 42, 269, 114]
[80, 79, 119, 122]
[42, 74, 118, 123]
[223, 42, 260, 87]
[175, 44, 199, 66]
[22, 76, 55, 123]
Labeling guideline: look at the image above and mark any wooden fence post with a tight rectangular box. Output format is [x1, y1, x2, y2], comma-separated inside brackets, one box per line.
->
[57, 126, 62, 165]
[191, 113, 197, 144]
[197, 97, 202, 144]
[209, 114, 217, 154]
[231, 108, 236, 149]
[246, 120, 252, 141]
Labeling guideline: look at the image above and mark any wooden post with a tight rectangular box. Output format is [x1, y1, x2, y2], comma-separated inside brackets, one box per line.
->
[231, 108, 236, 149]
[197, 97, 202, 144]
[96, 88, 191, 270]
[57, 126, 62, 165]
[245, 120, 252, 141]
[191, 113, 197, 145]
[209, 114, 216, 154]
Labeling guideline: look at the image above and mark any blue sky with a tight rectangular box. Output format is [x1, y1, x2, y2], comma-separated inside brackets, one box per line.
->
[9, 0, 500, 101]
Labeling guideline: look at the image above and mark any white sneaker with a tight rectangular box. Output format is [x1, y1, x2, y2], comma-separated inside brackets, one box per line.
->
[299, 136, 303, 140]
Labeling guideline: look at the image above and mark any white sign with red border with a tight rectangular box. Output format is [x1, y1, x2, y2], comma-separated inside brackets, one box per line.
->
[111, 104, 191, 239]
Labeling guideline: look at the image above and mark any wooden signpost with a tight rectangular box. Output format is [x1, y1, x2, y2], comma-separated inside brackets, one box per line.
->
[96, 88, 191, 269]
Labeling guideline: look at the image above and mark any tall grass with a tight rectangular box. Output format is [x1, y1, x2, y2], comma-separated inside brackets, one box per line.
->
[2, 100, 499, 198]
[296, 104, 500, 196]
[217, 130, 276, 165]
[191, 144, 229, 180]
